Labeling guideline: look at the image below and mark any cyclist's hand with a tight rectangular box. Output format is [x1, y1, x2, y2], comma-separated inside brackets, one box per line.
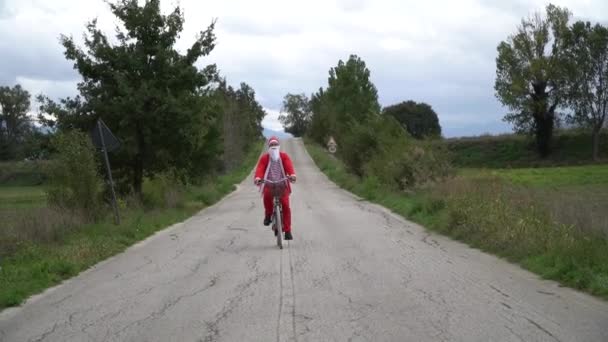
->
[288, 175, 296, 183]
[254, 177, 262, 185]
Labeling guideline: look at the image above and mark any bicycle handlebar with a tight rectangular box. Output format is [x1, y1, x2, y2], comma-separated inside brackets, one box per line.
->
[259, 177, 292, 184]
[260, 177, 289, 184]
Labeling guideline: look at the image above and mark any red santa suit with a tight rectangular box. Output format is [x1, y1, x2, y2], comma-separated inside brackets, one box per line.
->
[254, 139, 296, 233]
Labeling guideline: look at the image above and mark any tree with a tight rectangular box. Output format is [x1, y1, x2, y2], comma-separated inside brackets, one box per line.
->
[278, 93, 311, 137]
[382, 100, 442, 139]
[565, 21, 608, 160]
[308, 55, 380, 144]
[0, 84, 31, 160]
[46, 130, 102, 218]
[40, 0, 219, 195]
[495, 4, 571, 157]
[214, 79, 265, 171]
[308, 87, 327, 143]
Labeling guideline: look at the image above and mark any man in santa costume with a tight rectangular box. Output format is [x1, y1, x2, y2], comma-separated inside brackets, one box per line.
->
[254, 136, 297, 240]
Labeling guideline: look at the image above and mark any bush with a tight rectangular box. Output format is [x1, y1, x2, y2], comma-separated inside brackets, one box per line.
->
[142, 170, 186, 209]
[349, 117, 453, 190]
[46, 131, 103, 218]
[340, 123, 379, 177]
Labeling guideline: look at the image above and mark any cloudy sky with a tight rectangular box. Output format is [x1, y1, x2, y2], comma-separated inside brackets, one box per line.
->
[1, 0, 607, 137]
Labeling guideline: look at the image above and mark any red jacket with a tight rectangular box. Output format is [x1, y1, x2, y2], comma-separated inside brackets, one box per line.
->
[255, 152, 296, 193]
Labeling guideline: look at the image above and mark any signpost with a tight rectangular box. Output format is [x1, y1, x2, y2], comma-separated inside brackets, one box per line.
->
[327, 136, 337, 154]
[91, 118, 121, 225]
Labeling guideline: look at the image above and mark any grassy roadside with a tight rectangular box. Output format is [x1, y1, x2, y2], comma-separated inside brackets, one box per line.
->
[304, 139, 608, 299]
[0, 145, 261, 310]
[445, 130, 608, 168]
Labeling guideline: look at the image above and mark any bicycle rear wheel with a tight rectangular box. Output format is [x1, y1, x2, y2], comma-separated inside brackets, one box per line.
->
[275, 203, 283, 249]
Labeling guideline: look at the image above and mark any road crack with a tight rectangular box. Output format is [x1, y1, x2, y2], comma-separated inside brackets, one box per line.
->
[113, 274, 219, 339]
[524, 317, 561, 342]
[489, 285, 510, 298]
[29, 322, 59, 342]
[504, 325, 526, 342]
[203, 270, 271, 342]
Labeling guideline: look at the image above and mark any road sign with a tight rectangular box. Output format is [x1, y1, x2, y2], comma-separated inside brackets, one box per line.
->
[91, 118, 121, 225]
[91, 119, 121, 152]
[327, 136, 337, 154]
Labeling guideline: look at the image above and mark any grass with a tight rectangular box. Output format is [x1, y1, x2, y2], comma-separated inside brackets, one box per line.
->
[304, 139, 608, 299]
[0, 186, 46, 209]
[446, 129, 608, 168]
[0, 144, 261, 310]
[459, 164, 608, 188]
[0, 160, 48, 186]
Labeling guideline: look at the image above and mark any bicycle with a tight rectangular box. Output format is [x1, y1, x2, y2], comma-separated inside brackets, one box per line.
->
[259, 177, 292, 249]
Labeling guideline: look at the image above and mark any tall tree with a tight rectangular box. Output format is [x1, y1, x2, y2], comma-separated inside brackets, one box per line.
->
[307, 87, 328, 144]
[383, 100, 442, 139]
[565, 21, 608, 160]
[0, 84, 31, 160]
[495, 4, 571, 157]
[40, 0, 219, 195]
[308, 55, 380, 144]
[278, 93, 311, 137]
[215, 79, 265, 171]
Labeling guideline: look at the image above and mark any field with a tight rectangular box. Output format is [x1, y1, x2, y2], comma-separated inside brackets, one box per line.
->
[446, 130, 608, 168]
[0, 186, 46, 209]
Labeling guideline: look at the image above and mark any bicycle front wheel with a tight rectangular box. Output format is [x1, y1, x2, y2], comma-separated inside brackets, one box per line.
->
[275, 204, 283, 249]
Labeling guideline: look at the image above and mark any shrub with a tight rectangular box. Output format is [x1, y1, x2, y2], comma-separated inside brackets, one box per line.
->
[45, 130, 103, 218]
[142, 170, 186, 209]
[360, 117, 453, 190]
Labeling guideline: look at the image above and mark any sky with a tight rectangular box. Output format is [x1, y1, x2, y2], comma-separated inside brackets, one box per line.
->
[1, 0, 607, 137]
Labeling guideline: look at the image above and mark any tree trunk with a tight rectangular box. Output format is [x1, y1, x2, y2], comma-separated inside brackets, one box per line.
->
[592, 126, 601, 161]
[534, 113, 554, 158]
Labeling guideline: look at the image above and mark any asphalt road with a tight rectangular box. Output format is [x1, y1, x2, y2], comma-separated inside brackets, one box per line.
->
[1, 138, 607, 342]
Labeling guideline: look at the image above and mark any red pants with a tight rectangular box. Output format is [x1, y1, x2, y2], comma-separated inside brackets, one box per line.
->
[263, 188, 291, 232]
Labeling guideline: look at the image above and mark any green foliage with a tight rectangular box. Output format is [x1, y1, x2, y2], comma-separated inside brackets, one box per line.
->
[564, 21, 608, 160]
[333, 114, 450, 188]
[46, 130, 102, 217]
[38, 0, 220, 195]
[339, 121, 379, 176]
[142, 171, 186, 210]
[382, 100, 442, 139]
[214, 80, 265, 172]
[0, 160, 49, 186]
[308, 55, 380, 144]
[279, 93, 311, 137]
[308, 55, 450, 188]
[495, 4, 572, 156]
[0, 84, 32, 160]
[445, 130, 608, 168]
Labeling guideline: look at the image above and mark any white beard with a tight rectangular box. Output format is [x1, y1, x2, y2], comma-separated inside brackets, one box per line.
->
[269, 147, 280, 161]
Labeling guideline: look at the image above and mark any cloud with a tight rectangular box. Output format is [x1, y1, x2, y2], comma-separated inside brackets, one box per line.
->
[262, 108, 284, 131]
[1, 0, 607, 137]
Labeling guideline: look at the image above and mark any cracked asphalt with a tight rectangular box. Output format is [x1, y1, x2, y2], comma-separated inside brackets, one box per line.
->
[1, 138, 607, 341]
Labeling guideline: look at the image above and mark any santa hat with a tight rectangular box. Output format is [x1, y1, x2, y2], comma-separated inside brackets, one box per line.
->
[268, 136, 280, 146]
